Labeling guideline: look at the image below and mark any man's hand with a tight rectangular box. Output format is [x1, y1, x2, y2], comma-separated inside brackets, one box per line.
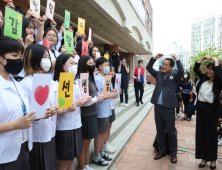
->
[170, 53, 178, 60]
[154, 53, 164, 59]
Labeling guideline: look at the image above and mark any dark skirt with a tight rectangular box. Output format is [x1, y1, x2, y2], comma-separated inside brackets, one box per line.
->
[0, 141, 29, 170]
[195, 102, 218, 161]
[29, 137, 57, 170]
[109, 109, 116, 123]
[97, 117, 109, 133]
[81, 114, 99, 140]
[55, 128, 83, 160]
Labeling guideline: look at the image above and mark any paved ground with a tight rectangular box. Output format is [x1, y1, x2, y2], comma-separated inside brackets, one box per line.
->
[110, 106, 222, 170]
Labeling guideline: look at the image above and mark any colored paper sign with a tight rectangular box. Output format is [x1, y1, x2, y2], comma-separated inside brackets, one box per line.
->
[42, 38, 50, 50]
[81, 41, 88, 56]
[30, 0, 40, 18]
[80, 73, 89, 100]
[88, 27, 92, 42]
[64, 30, 74, 54]
[102, 75, 112, 98]
[4, 0, 11, 2]
[96, 52, 100, 60]
[115, 73, 122, 93]
[4, 6, 23, 39]
[78, 17, 85, 34]
[104, 54, 109, 60]
[45, 0, 55, 20]
[30, 74, 51, 119]
[58, 73, 74, 109]
[64, 10, 70, 29]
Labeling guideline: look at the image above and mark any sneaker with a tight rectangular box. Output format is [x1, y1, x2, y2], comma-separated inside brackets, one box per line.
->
[177, 113, 180, 117]
[119, 103, 123, 106]
[187, 118, 191, 121]
[218, 140, 222, 146]
[103, 147, 115, 154]
[108, 145, 117, 151]
[89, 167, 99, 170]
[175, 115, 178, 119]
[124, 104, 128, 107]
[181, 117, 187, 121]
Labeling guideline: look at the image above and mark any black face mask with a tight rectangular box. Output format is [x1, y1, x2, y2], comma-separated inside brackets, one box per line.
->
[86, 65, 95, 73]
[0, 56, 23, 75]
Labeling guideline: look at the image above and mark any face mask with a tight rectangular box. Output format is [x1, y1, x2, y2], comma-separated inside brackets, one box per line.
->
[41, 58, 51, 72]
[0, 56, 23, 75]
[86, 65, 95, 73]
[103, 66, 110, 75]
[184, 75, 188, 79]
[68, 65, 77, 74]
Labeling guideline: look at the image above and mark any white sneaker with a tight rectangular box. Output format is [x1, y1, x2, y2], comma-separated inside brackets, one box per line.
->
[177, 113, 180, 117]
[218, 140, 222, 146]
[108, 145, 117, 151]
[89, 167, 99, 170]
[119, 103, 123, 106]
[124, 104, 128, 107]
[104, 144, 115, 154]
[175, 115, 178, 119]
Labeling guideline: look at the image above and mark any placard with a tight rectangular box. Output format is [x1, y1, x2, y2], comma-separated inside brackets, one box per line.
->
[64, 10, 70, 29]
[64, 30, 74, 54]
[4, 6, 23, 39]
[115, 73, 122, 93]
[80, 73, 89, 100]
[96, 52, 100, 60]
[30, 0, 40, 18]
[81, 41, 88, 56]
[58, 73, 74, 109]
[42, 38, 50, 50]
[78, 17, 85, 34]
[104, 54, 109, 60]
[4, 0, 11, 2]
[45, 0, 55, 20]
[102, 75, 112, 98]
[30, 74, 51, 118]
[88, 27, 92, 42]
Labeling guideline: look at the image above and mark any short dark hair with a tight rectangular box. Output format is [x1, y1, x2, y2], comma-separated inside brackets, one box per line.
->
[164, 58, 175, 67]
[105, 50, 109, 53]
[96, 57, 108, 70]
[15, 6, 26, 16]
[138, 60, 143, 64]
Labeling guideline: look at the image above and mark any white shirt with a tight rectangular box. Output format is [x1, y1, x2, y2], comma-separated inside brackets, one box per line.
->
[198, 81, 214, 104]
[110, 84, 115, 110]
[12, 68, 25, 78]
[20, 75, 57, 142]
[0, 75, 33, 164]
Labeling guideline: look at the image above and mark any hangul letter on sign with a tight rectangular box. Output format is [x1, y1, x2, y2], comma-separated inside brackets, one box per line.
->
[62, 80, 70, 98]
[9, 17, 19, 35]
[106, 80, 110, 91]
[82, 79, 87, 93]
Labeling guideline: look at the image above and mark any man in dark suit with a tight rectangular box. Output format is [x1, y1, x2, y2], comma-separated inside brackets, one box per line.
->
[147, 53, 184, 164]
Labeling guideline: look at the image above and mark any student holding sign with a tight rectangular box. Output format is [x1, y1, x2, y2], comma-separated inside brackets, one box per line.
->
[75, 55, 105, 170]
[20, 44, 59, 170]
[0, 36, 36, 170]
[92, 58, 119, 166]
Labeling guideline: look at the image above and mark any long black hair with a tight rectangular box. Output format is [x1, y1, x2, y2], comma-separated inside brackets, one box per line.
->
[75, 55, 98, 91]
[89, 46, 98, 60]
[182, 71, 191, 84]
[22, 18, 36, 43]
[53, 54, 73, 81]
[0, 9, 3, 37]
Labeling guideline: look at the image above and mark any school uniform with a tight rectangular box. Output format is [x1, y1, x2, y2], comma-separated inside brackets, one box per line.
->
[54, 81, 83, 160]
[119, 65, 130, 104]
[75, 77, 99, 139]
[20, 75, 57, 170]
[0, 75, 33, 170]
[95, 73, 112, 133]
[12, 68, 25, 82]
[109, 84, 116, 123]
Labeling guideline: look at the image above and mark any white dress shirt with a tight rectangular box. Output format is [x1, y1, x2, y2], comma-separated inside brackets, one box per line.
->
[0, 75, 33, 164]
[198, 81, 214, 104]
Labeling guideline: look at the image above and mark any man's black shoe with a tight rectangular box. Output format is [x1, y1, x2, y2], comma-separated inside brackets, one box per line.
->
[136, 103, 139, 106]
[140, 101, 143, 104]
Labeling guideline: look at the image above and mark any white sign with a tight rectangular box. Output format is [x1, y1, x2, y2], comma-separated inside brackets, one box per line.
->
[88, 27, 92, 42]
[115, 73, 122, 93]
[45, 0, 55, 20]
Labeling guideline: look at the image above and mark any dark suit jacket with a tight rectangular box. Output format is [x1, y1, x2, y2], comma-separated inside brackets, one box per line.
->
[146, 57, 184, 108]
[194, 62, 222, 118]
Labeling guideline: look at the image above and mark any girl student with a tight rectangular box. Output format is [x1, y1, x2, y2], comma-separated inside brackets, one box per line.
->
[75, 55, 105, 170]
[0, 36, 36, 170]
[53, 54, 92, 170]
[20, 44, 60, 170]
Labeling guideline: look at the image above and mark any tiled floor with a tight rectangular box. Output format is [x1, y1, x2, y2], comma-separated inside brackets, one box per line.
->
[112, 107, 222, 170]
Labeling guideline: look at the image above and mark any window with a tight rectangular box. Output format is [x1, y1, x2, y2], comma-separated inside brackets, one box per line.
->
[150, 18, 152, 30]
[146, 10, 149, 23]
[142, 0, 145, 8]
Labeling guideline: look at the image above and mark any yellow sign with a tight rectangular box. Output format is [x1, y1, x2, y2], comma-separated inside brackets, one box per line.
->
[58, 73, 74, 109]
[78, 17, 85, 34]
[104, 54, 109, 60]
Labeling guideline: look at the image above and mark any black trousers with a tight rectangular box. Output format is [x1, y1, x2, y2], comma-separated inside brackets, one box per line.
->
[120, 83, 128, 103]
[134, 82, 144, 103]
[196, 102, 218, 161]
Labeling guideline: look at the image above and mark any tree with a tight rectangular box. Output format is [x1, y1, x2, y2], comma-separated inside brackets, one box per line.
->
[189, 47, 222, 77]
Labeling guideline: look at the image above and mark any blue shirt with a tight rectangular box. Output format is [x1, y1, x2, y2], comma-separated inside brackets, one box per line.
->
[157, 76, 166, 105]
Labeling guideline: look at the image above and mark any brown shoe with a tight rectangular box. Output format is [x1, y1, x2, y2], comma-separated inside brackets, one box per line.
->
[154, 153, 166, 160]
[171, 155, 177, 164]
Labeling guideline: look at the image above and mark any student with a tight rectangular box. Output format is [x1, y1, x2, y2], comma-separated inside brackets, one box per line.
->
[92, 57, 118, 166]
[118, 57, 130, 107]
[15, 6, 26, 16]
[75, 55, 105, 170]
[20, 44, 59, 170]
[105, 50, 113, 66]
[0, 36, 36, 170]
[89, 46, 99, 61]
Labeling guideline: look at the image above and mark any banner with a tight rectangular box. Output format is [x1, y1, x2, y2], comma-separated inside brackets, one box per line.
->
[102, 75, 112, 98]
[80, 73, 89, 100]
[30, 0, 40, 18]
[78, 17, 85, 34]
[64, 10, 70, 28]
[64, 30, 74, 54]
[45, 0, 55, 20]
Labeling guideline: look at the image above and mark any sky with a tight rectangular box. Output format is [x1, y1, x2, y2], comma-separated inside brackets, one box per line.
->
[150, 0, 222, 55]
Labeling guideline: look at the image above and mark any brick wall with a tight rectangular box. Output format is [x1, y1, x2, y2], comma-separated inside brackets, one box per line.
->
[0, 0, 29, 12]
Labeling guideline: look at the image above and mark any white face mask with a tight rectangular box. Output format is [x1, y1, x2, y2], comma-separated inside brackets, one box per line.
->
[68, 65, 78, 74]
[184, 75, 188, 79]
[41, 58, 51, 72]
[103, 66, 110, 75]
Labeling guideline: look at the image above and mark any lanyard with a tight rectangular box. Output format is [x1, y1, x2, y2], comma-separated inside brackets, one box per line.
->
[11, 78, 27, 116]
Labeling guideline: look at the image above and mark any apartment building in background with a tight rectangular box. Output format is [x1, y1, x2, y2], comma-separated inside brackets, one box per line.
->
[178, 51, 190, 70]
[191, 12, 222, 57]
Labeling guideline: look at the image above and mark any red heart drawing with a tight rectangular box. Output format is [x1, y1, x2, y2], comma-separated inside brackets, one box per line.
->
[34, 85, 49, 106]
[116, 78, 118, 85]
